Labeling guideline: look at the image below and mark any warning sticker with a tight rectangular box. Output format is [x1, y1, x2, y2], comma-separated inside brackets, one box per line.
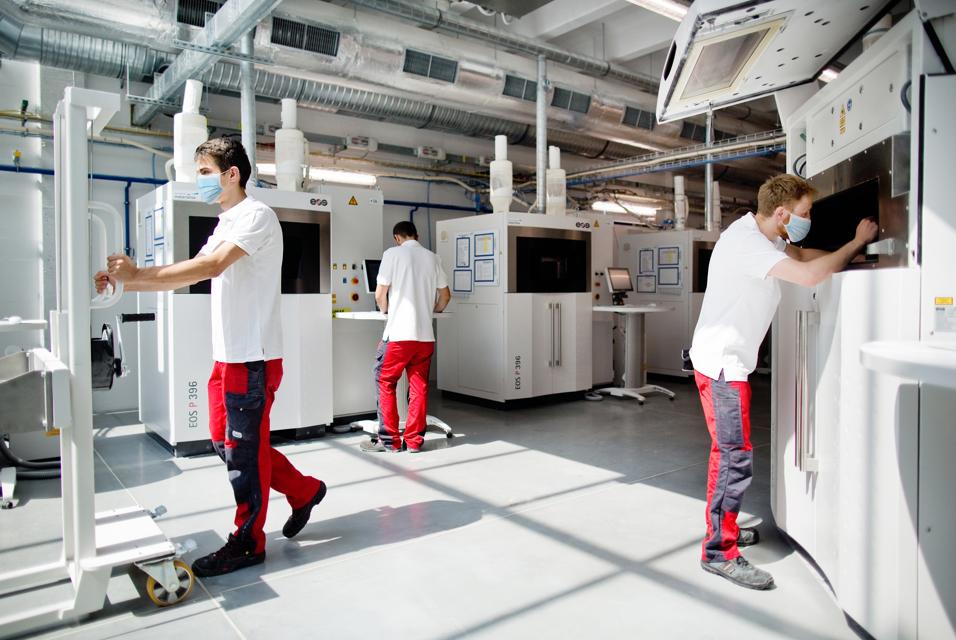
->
[935, 297, 954, 306]
[839, 105, 847, 135]
[348, 195, 358, 206]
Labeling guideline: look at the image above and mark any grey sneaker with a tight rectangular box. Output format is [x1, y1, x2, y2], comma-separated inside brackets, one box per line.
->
[701, 556, 774, 590]
[737, 527, 760, 547]
[360, 438, 399, 452]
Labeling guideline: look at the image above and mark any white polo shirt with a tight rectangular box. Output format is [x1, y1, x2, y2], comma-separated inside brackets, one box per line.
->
[198, 196, 283, 363]
[690, 213, 788, 381]
[377, 239, 449, 342]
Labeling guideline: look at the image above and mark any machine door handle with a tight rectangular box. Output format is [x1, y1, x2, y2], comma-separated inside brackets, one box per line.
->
[548, 302, 554, 367]
[554, 302, 562, 367]
[794, 310, 820, 473]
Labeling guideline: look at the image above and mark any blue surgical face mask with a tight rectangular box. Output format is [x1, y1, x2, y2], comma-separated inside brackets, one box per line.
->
[784, 210, 812, 243]
[196, 169, 226, 204]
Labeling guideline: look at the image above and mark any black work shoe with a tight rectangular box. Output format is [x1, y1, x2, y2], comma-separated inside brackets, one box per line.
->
[701, 556, 774, 590]
[737, 527, 760, 547]
[283, 481, 327, 539]
[191, 535, 264, 578]
[360, 438, 399, 452]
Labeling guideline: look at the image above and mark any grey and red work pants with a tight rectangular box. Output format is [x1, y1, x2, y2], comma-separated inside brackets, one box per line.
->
[374, 340, 435, 451]
[694, 370, 753, 563]
[208, 359, 322, 554]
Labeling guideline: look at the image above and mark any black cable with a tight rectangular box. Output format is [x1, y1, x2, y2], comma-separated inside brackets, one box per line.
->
[900, 79, 912, 114]
[923, 20, 955, 75]
[1, 437, 60, 469]
[13, 469, 61, 480]
[792, 153, 808, 178]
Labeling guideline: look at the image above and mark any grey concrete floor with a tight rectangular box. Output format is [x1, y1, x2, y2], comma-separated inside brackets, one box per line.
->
[0, 376, 858, 639]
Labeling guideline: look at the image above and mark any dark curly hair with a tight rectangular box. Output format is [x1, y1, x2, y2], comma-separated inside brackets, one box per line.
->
[194, 137, 251, 188]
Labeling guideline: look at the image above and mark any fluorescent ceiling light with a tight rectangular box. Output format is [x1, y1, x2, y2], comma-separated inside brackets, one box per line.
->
[625, 0, 688, 22]
[309, 168, 377, 186]
[257, 163, 378, 186]
[591, 200, 659, 217]
[818, 67, 839, 83]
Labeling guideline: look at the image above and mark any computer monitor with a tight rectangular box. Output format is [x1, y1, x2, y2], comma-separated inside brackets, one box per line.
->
[606, 267, 633, 305]
[606, 267, 634, 293]
[363, 259, 382, 294]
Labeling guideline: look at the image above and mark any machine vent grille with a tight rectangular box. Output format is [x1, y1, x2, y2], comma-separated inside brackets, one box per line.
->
[176, 0, 222, 27]
[622, 106, 655, 130]
[552, 87, 591, 114]
[271, 17, 340, 57]
[403, 49, 459, 83]
[503, 74, 537, 102]
[680, 121, 734, 143]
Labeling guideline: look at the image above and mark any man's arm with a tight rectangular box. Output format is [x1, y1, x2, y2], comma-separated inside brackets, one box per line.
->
[770, 219, 877, 287]
[784, 244, 829, 262]
[101, 242, 247, 292]
[434, 287, 451, 313]
[375, 284, 389, 313]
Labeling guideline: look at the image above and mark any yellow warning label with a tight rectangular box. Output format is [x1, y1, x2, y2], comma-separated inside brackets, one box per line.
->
[348, 196, 358, 206]
[594, 220, 601, 228]
[45, 427, 61, 437]
[839, 105, 846, 135]
[935, 297, 954, 306]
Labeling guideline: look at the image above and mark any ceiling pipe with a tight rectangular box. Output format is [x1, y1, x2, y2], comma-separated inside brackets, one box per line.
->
[704, 108, 715, 232]
[535, 55, 547, 213]
[239, 30, 258, 183]
[0, 6, 644, 161]
[344, 0, 660, 92]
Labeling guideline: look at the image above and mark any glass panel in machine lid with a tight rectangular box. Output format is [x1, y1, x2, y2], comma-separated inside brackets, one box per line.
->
[680, 29, 769, 100]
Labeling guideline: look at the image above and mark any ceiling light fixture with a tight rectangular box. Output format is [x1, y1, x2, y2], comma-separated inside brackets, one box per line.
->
[591, 200, 659, 217]
[625, 0, 688, 22]
[818, 67, 839, 83]
[257, 164, 378, 186]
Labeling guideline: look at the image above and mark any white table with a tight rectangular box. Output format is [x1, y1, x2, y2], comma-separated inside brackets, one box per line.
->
[592, 304, 676, 404]
[860, 340, 956, 388]
[335, 311, 453, 441]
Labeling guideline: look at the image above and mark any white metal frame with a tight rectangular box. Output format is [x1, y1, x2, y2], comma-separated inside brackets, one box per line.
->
[0, 88, 187, 638]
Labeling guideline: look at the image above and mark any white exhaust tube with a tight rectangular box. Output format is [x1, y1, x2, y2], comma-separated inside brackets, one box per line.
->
[276, 98, 307, 192]
[673, 175, 688, 230]
[173, 79, 208, 183]
[546, 145, 566, 216]
[490, 134, 513, 213]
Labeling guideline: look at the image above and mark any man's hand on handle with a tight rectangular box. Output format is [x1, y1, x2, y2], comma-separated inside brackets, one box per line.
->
[94, 271, 115, 295]
[854, 218, 879, 248]
[107, 253, 139, 282]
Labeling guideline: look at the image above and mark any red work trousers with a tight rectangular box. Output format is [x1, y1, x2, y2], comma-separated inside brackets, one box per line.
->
[694, 370, 753, 563]
[375, 340, 435, 451]
[208, 359, 322, 554]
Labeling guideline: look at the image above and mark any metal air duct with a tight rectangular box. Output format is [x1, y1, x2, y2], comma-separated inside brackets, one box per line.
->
[343, 0, 661, 93]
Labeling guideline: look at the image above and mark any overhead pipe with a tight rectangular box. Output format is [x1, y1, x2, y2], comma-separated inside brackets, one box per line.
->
[704, 109, 715, 232]
[535, 55, 547, 214]
[344, 0, 659, 93]
[0, 6, 667, 162]
[239, 30, 258, 184]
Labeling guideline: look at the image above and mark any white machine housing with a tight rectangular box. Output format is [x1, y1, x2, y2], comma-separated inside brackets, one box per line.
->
[135, 183, 383, 455]
[571, 211, 615, 386]
[767, 10, 955, 640]
[617, 228, 718, 376]
[436, 212, 593, 403]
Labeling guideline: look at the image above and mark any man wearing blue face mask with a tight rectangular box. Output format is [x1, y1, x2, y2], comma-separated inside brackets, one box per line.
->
[94, 137, 326, 577]
[689, 174, 877, 591]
